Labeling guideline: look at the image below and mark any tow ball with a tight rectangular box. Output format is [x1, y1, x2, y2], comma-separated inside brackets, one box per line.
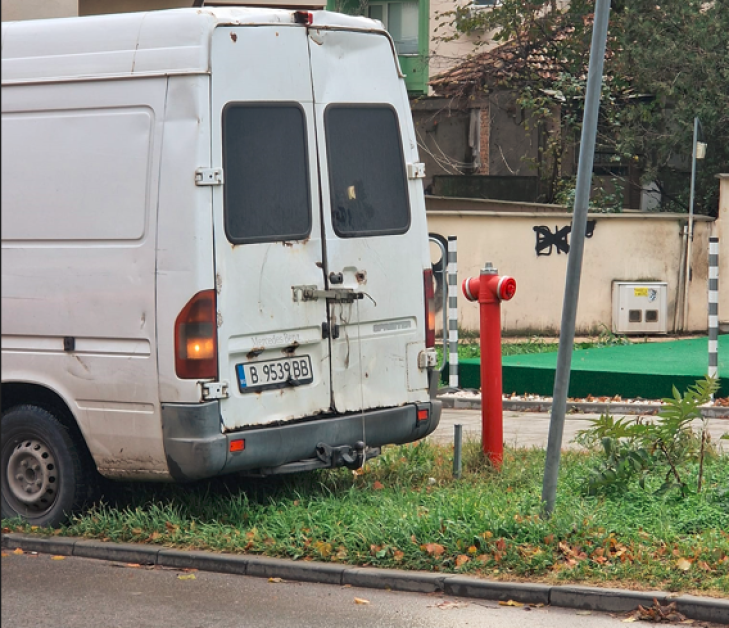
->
[316, 441, 371, 470]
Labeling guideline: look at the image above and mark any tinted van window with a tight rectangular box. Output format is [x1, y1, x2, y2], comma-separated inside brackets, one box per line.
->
[325, 106, 410, 237]
[223, 104, 311, 244]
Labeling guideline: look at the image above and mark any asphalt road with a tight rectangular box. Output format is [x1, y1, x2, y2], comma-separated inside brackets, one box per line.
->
[1, 551, 629, 628]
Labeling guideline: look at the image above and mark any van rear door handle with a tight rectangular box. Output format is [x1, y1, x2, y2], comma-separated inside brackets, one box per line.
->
[293, 285, 363, 303]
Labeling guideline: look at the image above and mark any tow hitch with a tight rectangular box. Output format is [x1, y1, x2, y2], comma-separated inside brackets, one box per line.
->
[316, 441, 380, 470]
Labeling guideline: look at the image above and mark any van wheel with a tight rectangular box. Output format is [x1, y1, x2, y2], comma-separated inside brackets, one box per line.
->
[1, 405, 88, 528]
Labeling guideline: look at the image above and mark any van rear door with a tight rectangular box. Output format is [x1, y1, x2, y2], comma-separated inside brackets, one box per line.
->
[210, 25, 332, 431]
[308, 28, 431, 413]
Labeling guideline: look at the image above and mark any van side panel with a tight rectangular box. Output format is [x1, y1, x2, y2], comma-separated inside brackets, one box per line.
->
[154, 74, 217, 406]
[1, 77, 169, 478]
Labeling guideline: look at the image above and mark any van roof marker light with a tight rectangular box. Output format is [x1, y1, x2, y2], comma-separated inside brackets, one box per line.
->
[294, 11, 313, 26]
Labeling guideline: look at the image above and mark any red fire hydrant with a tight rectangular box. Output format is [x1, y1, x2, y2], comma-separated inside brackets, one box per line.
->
[462, 263, 517, 467]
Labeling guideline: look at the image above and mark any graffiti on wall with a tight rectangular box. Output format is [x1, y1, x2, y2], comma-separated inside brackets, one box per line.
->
[533, 220, 596, 256]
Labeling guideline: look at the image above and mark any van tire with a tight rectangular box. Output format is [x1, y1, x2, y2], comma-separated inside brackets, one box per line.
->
[1, 405, 88, 528]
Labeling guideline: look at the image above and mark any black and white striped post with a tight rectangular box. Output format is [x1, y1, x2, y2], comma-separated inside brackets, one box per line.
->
[709, 236, 719, 380]
[447, 236, 459, 389]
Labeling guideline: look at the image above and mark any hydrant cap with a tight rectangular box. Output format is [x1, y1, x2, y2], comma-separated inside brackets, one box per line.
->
[462, 276, 478, 302]
[498, 276, 516, 301]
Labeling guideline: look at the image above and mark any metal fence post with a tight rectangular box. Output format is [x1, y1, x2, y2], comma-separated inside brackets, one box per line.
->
[709, 236, 719, 380]
[447, 236, 459, 389]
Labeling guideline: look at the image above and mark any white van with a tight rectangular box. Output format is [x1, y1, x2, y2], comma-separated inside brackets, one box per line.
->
[1, 7, 441, 527]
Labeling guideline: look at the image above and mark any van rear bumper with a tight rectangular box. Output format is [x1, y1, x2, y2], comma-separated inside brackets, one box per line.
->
[161, 400, 442, 481]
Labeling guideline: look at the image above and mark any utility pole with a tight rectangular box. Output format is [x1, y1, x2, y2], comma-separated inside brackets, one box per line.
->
[541, 0, 612, 517]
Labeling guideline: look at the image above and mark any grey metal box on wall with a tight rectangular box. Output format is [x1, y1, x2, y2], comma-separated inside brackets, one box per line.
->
[612, 281, 668, 334]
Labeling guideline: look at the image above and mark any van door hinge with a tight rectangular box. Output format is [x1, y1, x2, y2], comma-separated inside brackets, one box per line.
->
[201, 381, 229, 400]
[406, 162, 426, 179]
[195, 168, 224, 186]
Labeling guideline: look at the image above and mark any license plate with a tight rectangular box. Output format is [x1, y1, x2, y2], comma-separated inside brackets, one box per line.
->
[236, 355, 313, 393]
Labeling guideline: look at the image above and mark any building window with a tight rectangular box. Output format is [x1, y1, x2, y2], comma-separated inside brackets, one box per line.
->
[368, 1, 419, 55]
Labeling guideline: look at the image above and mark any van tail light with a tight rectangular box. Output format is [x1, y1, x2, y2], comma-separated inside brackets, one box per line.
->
[423, 269, 436, 348]
[175, 289, 218, 380]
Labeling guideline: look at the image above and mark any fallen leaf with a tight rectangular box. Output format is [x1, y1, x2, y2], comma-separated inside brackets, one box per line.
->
[51, 556, 66, 560]
[696, 561, 711, 572]
[268, 577, 284, 583]
[421, 543, 445, 557]
[1, 552, 8, 558]
[430, 601, 469, 610]
[13, 549, 24, 555]
[676, 557, 692, 571]
[455, 555, 470, 567]
[622, 617, 638, 623]
[177, 574, 196, 580]
[354, 598, 371, 605]
[499, 600, 524, 607]
[576, 611, 592, 615]
[372, 481, 384, 490]
[393, 550, 404, 562]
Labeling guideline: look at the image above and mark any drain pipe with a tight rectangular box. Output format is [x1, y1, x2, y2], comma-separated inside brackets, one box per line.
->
[674, 224, 687, 332]
[682, 117, 705, 332]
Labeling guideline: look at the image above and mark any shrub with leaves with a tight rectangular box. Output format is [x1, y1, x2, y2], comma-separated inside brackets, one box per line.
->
[576, 377, 720, 496]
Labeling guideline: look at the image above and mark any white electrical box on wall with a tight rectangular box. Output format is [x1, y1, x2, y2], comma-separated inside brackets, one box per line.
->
[612, 281, 668, 334]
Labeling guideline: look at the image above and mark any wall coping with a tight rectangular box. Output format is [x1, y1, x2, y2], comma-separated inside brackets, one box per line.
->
[426, 209, 715, 221]
[716, 173, 729, 179]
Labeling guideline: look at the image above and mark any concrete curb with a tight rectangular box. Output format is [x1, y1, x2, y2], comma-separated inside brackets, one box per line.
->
[439, 395, 729, 419]
[3, 533, 727, 623]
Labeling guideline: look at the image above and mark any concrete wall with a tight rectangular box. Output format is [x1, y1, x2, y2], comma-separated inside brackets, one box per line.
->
[2, 0, 78, 20]
[427, 207, 716, 335]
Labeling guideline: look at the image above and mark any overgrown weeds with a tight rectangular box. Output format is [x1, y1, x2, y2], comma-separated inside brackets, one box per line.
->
[575, 377, 722, 496]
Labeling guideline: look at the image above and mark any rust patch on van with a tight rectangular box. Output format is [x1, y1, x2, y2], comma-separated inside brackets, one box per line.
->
[282, 241, 293, 248]
[355, 271, 367, 284]
[282, 342, 299, 355]
[316, 261, 323, 269]
[230, 32, 238, 42]
[247, 347, 265, 359]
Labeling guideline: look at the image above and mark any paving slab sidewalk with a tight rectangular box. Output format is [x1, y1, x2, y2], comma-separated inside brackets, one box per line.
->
[429, 408, 729, 451]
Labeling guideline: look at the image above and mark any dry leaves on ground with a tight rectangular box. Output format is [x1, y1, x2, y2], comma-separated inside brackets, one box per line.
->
[428, 601, 470, 610]
[625, 600, 687, 623]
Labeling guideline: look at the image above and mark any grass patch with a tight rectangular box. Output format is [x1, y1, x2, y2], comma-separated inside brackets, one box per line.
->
[437, 328, 631, 361]
[5, 441, 728, 596]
